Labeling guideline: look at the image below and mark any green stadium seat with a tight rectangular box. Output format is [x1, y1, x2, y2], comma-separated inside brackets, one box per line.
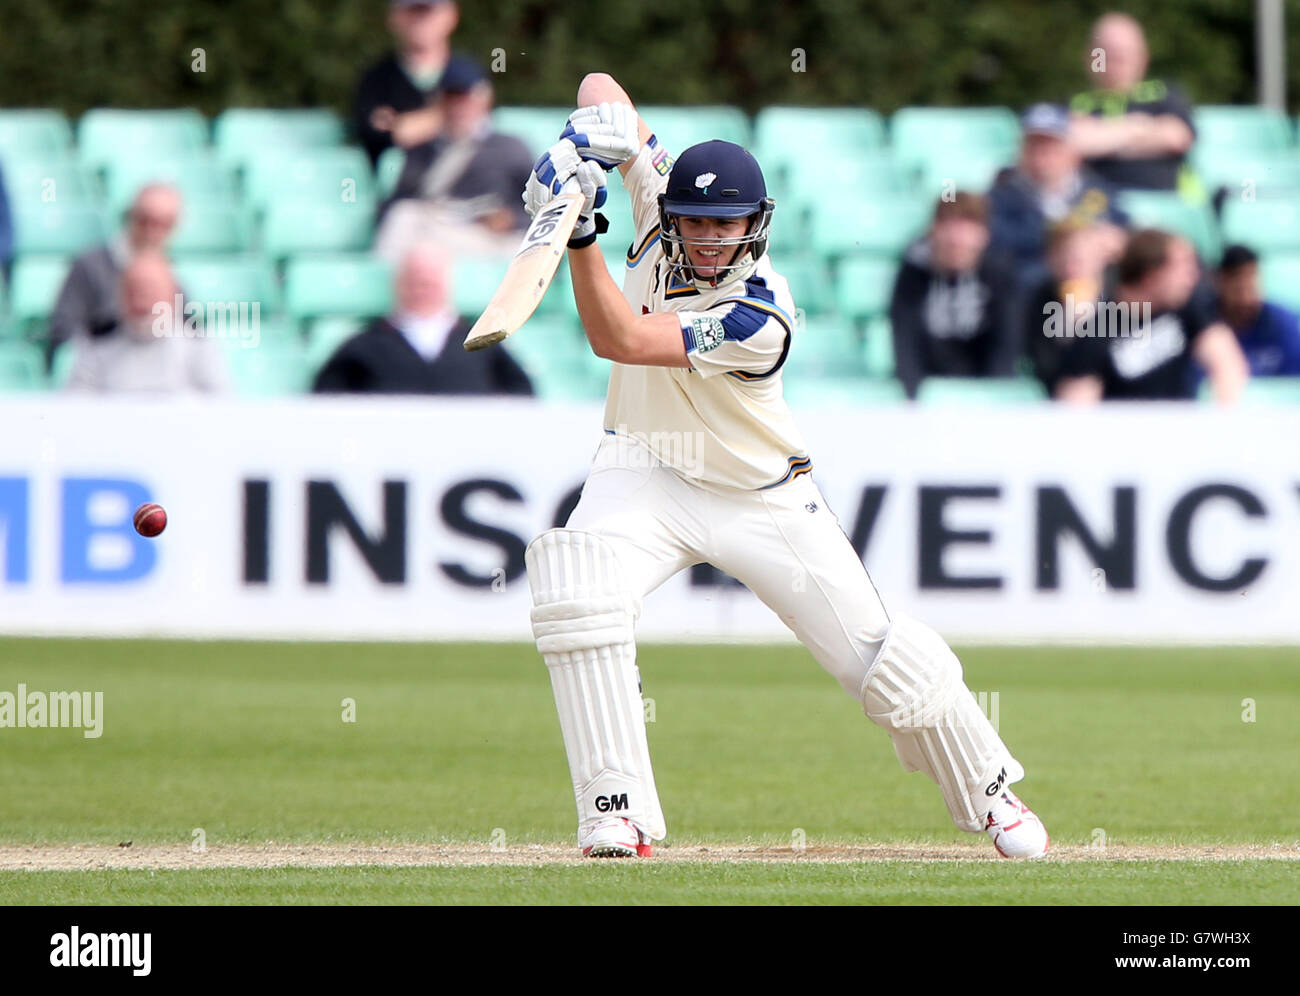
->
[1194, 106, 1293, 153]
[213, 109, 343, 164]
[12, 204, 106, 255]
[242, 148, 375, 213]
[305, 317, 366, 374]
[1, 158, 100, 209]
[224, 338, 309, 397]
[776, 152, 916, 213]
[0, 110, 74, 159]
[917, 376, 1047, 405]
[375, 146, 405, 198]
[505, 315, 585, 368]
[0, 341, 47, 392]
[638, 105, 750, 152]
[103, 154, 239, 216]
[774, 255, 833, 315]
[491, 106, 570, 157]
[1241, 376, 1300, 403]
[766, 206, 808, 256]
[1192, 149, 1300, 195]
[862, 314, 896, 377]
[784, 376, 905, 407]
[169, 202, 252, 254]
[241, 314, 298, 346]
[785, 316, 863, 378]
[1261, 253, 1300, 310]
[172, 255, 281, 314]
[916, 151, 1014, 197]
[810, 196, 928, 258]
[891, 107, 1020, 170]
[77, 109, 209, 169]
[510, 316, 602, 400]
[754, 107, 887, 176]
[452, 256, 511, 318]
[6, 255, 71, 326]
[834, 256, 897, 320]
[284, 255, 393, 321]
[1118, 191, 1220, 260]
[1220, 197, 1300, 254]
[261, 200, 375, 258]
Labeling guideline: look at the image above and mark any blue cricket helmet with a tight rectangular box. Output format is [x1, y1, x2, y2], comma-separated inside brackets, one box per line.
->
[657, 140, 775, 286]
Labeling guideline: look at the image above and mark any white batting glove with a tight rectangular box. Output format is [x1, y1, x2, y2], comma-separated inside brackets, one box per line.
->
[561, 102, 641, 171]
[567, 160, 609, 249]
[522, 138, 582, 219]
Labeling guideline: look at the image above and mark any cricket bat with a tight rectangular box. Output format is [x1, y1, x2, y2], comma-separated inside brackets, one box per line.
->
[462, 186, 585, 351]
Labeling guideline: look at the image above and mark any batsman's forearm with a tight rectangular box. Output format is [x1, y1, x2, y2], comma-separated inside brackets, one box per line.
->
[567, 245, 689, 367]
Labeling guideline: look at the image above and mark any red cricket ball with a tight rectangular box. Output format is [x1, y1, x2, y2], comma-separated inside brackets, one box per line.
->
[133, 503, 167, 538]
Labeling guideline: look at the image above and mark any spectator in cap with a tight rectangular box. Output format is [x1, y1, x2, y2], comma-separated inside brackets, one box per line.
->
[1210, 245, 1300, 378]
[889, 192, 1023, 399]
[352, 0, 483, 167]
[374, 69, 533, 261]
[1069, 12, 1197, 196]
[988, 103, 1128, 296]
[313, 243, 533, 396]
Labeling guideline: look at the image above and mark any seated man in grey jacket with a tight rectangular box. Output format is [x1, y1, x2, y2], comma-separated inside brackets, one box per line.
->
[48, 184, 182, 365]
[64, 251, 229, 395]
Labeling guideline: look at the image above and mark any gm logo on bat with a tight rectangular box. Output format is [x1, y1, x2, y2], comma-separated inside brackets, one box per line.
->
[516, 199, 576, 256]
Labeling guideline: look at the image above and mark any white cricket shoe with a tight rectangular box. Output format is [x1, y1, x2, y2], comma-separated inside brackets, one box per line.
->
[580, 817, 652, 858]
[984, 789, 1049, 859]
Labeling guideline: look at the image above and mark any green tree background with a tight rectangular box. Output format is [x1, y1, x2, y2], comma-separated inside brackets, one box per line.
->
[0, 0, 1292, 116]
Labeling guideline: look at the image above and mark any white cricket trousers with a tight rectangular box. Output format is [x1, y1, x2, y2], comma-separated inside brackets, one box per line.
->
[566, 432, 891, 696]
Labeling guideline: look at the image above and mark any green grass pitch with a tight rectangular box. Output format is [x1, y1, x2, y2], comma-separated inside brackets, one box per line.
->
[0, 638, 1296, 905]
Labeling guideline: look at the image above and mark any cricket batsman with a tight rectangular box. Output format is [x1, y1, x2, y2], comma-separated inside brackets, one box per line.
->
[520, 73, 1049, 859]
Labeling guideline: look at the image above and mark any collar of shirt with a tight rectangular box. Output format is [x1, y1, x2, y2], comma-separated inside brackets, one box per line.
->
[392, 310, 459, 361]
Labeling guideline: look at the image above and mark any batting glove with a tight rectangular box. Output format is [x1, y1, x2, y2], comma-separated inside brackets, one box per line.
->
[522, 138, 582, 219]
[562, 102, 641, 171]
[567, 160, 609, 250]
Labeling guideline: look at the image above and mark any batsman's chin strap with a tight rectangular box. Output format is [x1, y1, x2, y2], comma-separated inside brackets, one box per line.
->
[567, 212, 609, 250]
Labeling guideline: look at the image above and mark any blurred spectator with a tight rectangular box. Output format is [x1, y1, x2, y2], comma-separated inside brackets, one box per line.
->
[353, 0, 480, 167]
[988, 102, 1128, 294]
[313, 244, 533, 396]
[0, 161, 12, 277]
[48, 184, 181, 364]
[1069, 12, 1196, 195]
[1055, 230, 1247, 403]
[889, 192, 1021, 399]
[1213, 245, 1300, 376]
[1024, 220, 1112, 395]
[374, 67, 532, 261]
[64, 252, 229, 395]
